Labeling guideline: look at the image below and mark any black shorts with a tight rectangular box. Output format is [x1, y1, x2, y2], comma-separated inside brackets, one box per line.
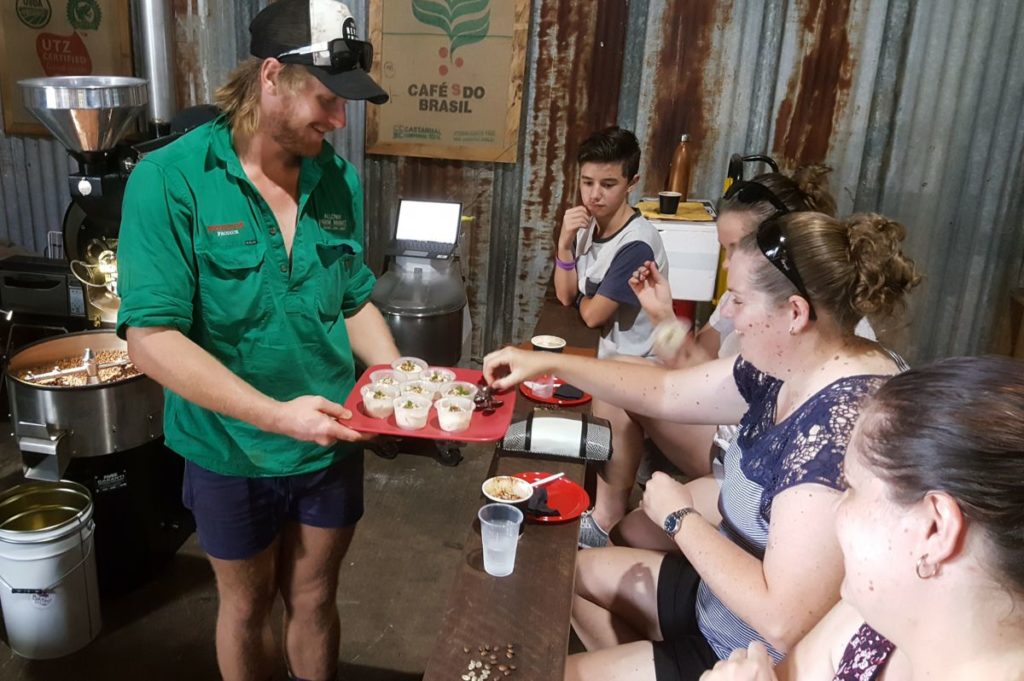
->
[652, 554, 720, 681]
[182, 453, 365, 561]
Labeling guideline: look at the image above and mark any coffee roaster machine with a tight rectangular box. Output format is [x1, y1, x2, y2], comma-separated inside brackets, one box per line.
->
[1, 70, 194, 594]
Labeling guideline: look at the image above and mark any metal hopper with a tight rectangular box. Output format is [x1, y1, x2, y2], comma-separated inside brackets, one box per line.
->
[18, 76, 149, 153]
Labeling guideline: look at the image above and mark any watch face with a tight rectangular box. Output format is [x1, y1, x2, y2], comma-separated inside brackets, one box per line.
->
[663, 513, 681, 536]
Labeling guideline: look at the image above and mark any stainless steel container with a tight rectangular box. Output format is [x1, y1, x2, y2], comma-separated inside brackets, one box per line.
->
[5, 330, 163, 480]
[18, 76, 148, 153]
[371, 257, 467, 366]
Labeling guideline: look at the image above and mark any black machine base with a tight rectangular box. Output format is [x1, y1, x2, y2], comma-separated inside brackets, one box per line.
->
[366, 436, 465, 466]
[64, 439, 194, 596]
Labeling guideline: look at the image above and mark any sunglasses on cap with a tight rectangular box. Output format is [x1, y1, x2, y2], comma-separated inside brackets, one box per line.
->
[276, 37, 373, 73]
[755, 217, 817, 321]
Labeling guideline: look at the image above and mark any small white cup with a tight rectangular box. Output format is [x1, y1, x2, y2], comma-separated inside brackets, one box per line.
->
[391, 356, 428, 381]
[532, 374, 555, 399]
[400, 380, 434, 401]
[360, 383, 399, 419]
[369, 369, 404, 387]
[435, 396, 474, 433]
[392, 394, 432, 430]
[439, 381, 479, 402]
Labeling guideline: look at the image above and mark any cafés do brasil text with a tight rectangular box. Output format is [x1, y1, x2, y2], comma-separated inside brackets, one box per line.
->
[409, 83, 486, 113]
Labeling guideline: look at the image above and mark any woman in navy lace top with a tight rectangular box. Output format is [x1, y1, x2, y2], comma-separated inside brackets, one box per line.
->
[483, 211, 921, 680]
[702, 356, 1024, 680]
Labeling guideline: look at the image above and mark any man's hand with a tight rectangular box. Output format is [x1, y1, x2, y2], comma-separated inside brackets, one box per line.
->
[559, 206, 592, 249]
[273, 395, 368, 446]
[699, 642, 778, 681]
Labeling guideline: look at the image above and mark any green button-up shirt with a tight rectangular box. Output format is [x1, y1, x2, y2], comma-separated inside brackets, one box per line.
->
[117, 117, 375, 477]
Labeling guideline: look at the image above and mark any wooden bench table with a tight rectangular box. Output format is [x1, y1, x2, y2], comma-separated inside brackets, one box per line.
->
[422, 299, 598, 680]
[420, 452, 585, 681]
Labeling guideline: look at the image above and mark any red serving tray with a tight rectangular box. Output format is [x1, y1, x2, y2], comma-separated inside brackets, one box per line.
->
[342, 365, 516, 442]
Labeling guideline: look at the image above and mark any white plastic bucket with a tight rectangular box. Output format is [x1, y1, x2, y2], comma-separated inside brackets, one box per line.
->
[0, 480, 102, 659]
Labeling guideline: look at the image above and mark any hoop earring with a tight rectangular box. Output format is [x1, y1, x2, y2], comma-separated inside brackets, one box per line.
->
[788, 327, 796, 335]
[915, 553, 938, 579]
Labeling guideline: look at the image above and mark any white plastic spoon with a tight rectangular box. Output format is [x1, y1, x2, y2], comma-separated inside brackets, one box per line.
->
[530, 471, 565, 488]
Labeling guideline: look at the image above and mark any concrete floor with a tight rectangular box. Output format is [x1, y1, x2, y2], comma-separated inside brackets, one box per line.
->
[0, 430, 496, 680]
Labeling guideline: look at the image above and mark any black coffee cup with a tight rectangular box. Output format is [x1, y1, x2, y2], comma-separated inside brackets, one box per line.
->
[658, 191, 682, 215]
[530, 335, 566, 353]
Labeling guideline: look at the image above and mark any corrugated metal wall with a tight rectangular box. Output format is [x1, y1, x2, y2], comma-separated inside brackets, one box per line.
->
[2, 0, 1022, 363]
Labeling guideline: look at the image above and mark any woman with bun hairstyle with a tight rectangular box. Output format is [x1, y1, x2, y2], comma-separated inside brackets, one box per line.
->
[579, 165, 842, 550]
[483, 210, 921, 680]
[702, 356, 1024, 681]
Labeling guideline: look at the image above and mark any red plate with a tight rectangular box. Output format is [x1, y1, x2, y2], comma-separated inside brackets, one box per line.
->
[341, 365, 516, 442]
[512, 471, 590, 523]
[519, 377, 592, 407]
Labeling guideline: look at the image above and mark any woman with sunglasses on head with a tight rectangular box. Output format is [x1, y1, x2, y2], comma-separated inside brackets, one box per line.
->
[701, 356, 1024, 681]
[578, 165, 841, 550]
[483, 210, 920, 681]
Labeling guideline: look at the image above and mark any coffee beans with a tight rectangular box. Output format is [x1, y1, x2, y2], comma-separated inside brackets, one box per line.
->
[461, 642, 518, 680]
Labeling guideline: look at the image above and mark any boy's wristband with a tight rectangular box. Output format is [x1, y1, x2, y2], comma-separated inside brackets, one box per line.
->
[555, 255, 576, 271]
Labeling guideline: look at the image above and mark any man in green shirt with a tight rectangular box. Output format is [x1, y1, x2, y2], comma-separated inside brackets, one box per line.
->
[116, 2, 399, 679]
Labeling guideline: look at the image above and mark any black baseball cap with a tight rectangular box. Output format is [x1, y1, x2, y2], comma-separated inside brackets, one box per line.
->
[249, 0, 389, 105]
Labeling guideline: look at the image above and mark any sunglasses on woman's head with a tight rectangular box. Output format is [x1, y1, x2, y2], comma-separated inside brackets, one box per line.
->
[721, 180, 790, 216]
[755, 218, 817, 321]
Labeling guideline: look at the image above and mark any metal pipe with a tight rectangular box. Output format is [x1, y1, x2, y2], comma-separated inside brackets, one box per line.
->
[135, 0, 177, 128]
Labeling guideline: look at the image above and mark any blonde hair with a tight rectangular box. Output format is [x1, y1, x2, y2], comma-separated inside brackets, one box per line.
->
[738, 212, 922, 332]
[214, 58, 312, 136]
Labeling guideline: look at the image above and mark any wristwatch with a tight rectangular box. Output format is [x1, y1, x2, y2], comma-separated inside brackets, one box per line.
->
[663, 507, 699, 538]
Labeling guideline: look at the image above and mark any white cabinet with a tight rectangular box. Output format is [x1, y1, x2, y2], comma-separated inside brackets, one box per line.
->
[655, 219, 720, 302]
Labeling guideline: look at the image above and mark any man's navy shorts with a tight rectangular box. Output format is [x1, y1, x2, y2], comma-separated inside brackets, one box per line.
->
[182, 453, 365, 561]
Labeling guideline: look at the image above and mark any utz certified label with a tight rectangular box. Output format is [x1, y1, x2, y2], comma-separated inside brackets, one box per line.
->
[17, 0, 53, 28]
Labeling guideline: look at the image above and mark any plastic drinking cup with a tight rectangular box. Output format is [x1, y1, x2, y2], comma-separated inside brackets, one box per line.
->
[529, 335, 563, 398]
[478, 503, 523, 577]
[532, 374, 555, 398]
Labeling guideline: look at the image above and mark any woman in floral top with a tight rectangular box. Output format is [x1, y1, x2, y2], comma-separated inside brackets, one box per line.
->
[484, 210, 920, 680]
[703, 356, 1024, 681]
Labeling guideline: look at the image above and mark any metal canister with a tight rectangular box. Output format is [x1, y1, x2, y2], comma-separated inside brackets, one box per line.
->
[371, 257, 468, 366]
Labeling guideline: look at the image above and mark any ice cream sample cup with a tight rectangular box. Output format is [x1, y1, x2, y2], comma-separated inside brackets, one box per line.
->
[392, 394, 432, 430]
[435, 396, 474, 432]
[391, 356, 428, 381]
[360, 383, 400, 419]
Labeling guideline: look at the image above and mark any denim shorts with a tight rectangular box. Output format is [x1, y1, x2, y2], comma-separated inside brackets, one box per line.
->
[182, 453, 365, 561]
